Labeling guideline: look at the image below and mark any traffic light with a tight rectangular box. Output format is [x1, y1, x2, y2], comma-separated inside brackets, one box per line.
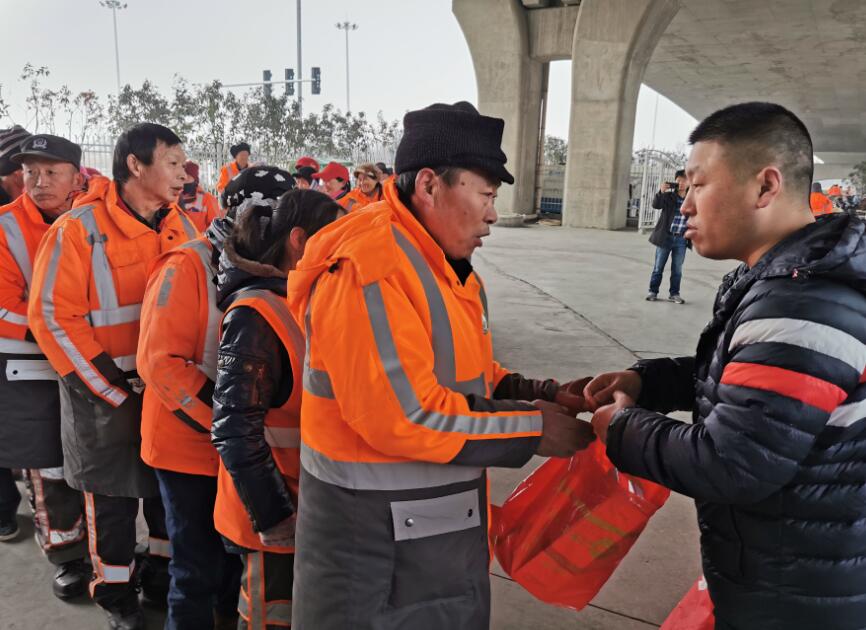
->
[263, 69, 272, 97]
[311, 67, 321, 95]
[285, 68, 295, 96]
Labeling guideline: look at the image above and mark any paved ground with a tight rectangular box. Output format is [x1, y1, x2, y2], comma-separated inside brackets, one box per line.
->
[0, 223, 736, 629]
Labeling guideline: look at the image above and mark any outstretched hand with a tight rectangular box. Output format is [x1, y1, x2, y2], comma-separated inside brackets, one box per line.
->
[591, 390, 635, 444]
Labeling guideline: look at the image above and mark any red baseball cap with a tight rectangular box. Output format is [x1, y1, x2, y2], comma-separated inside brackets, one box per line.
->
[312, 161, 350, 182]
[295, 156, 320, 171]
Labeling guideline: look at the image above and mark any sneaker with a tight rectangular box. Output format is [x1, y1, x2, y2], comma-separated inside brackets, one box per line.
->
[0, 516, 18, 542]
[645, 292, 658, 301]
[53, 559, 91, 600]
[668, 295, 685, 304]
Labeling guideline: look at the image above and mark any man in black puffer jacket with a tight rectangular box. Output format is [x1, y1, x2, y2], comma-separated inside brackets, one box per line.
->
[585, 102, 866, 630]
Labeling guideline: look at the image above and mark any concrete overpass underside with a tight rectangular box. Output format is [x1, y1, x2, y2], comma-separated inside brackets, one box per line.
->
[453, 0, 866, 228]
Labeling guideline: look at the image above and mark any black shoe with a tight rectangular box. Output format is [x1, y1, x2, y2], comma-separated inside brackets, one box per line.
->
[105, 607, 145, 630]
[0, 516, 18, 542]
[105, 592, 145, 630]
[137, 555, 169, 609]
[53, 559, 91, 600]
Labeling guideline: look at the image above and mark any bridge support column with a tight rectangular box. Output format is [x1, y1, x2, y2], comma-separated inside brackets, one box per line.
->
[453, 0, 545, 217]
[562, 0, 679, 228]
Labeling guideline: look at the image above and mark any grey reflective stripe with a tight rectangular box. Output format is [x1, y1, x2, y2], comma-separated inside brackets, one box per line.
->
[156, 268, 175, 307]
[363, 281, 541, 435]
[245, 552, 264, 628]
[74, 205, 118, 311]
[266, 602, 292, 624]
[392, 228, 456, 386]
[474, 271, 489, 329]
[180, 240, 220, 379]
[0, 211, 33, 289]
[346, 198, 356, 211]
[113, 354, 136, 373]
[451, 372, 486, 397]
[302, 281, 335, 399]
[239, 288, 305, 360]
[391, 488, 481, 541]
[40, 225, 127, 406]
[0, 337, 42, 354]
[177, 211, 197, 240]
[301, 440, 483, 491]
[0, 308, 28, 326]
[265, 426, 300, 449]
[88, 304, 141, 327]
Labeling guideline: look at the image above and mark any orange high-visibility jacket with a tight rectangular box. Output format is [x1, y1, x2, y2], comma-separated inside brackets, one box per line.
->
[338, 185, 383, 213]
[28, 180, 199, 408]
[828, 184, 843, 197]
[138, 235, 221, 476]
[214, 289, 304, 553]
[0, 193, 51, 344]
[182, 187, 220, 232]
[811, 192, 834, 216]
[288, 181, 543, 483]
[216, 162, 241, 195]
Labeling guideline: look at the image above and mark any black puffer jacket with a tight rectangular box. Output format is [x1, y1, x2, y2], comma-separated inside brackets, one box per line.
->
[211, 245, 295, 539]
[608, 214, 866, 629]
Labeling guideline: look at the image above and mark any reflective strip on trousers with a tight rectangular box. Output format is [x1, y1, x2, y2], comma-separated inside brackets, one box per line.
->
[40, 225, 127, 406]
[0, 308, 28, 326]
[265, 426, 300, 449]
[84, 492, 134, 585]
[148, 536, 172, 558]
[300, 441, 483, 491]
[302, 280, 334, 399]
[362, 280, 541, 436]
[242, 552, 264, 628]
[0, 211, 33, 290]
[179, 239, 220, 380]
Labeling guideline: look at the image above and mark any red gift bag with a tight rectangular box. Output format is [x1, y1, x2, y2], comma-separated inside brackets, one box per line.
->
[491, 440, 669, 610]
[660, 577, 715, 630]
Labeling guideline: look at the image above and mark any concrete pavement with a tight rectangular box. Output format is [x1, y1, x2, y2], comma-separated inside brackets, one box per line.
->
[0, 223, 734, 629]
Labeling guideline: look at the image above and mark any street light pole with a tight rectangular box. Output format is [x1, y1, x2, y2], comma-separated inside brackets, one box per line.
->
[99, 1, 128, 94]
[335, 21, 358, 112]
[297, 0, 303, 117]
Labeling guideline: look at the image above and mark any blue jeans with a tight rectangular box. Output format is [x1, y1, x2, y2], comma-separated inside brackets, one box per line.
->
[156, 469, 242, 630]
[649, 233, 688, 296]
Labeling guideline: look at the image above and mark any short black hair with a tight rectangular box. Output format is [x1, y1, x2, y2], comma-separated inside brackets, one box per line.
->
[689, 102, 813, 198]
[674, 169, 686, 179]
[113, 123, 182, 185]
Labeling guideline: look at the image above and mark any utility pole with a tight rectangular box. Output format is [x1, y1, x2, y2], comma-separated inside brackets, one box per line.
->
[335, 21, 358, 112]
[297, 0, 303, 117]
[99, 1, 128, 94]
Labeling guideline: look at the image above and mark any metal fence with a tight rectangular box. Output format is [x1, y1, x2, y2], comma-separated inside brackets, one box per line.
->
[80, 136, 398, 193]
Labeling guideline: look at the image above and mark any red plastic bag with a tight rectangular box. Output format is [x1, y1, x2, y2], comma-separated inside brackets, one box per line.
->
[660, 576, 715, 630]
[491, 440, 669, 610]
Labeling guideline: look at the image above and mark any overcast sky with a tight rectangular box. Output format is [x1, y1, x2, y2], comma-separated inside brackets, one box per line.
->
[0, 0, 696, 153]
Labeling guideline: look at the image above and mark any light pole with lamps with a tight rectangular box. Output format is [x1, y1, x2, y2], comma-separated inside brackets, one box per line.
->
[99, 0, 127, 94]
[335, 21, 358, 112]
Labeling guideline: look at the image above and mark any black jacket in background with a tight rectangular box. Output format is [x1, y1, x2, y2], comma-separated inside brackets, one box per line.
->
[608, 214, 866, 629]
[649, 190, 690, 248]
[211, 247, 295, 538]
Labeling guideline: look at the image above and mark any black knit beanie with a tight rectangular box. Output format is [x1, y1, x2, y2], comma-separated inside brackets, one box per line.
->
[394, 101, 514, 185]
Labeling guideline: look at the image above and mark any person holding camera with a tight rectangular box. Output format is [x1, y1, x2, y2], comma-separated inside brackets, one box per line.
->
[646, 169, 690, 304]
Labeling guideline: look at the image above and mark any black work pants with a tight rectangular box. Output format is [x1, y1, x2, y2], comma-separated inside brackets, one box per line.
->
[238, 550, 294, 630]
[25, 467, 87, 564]
[83, 492, 169, 611]
[0, 467, 20, 521]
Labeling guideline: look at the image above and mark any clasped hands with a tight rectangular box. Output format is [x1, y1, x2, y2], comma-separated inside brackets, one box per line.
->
[535, 371, 642, 458]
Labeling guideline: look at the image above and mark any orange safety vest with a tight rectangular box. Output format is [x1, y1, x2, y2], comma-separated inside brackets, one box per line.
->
[28, 180, 199, 407]
[138, 236, 221, 476]
[213, 288, 304, 553]
[182, 188, 220, 232]
[339, 186, 384, 213]
[216, 162, 241, 195]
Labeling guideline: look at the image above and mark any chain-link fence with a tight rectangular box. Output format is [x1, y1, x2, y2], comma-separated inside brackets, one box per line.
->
[80, 135, 398, 193]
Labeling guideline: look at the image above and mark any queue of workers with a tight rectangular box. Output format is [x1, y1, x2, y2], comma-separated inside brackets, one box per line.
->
[2, 98, 866, 630]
